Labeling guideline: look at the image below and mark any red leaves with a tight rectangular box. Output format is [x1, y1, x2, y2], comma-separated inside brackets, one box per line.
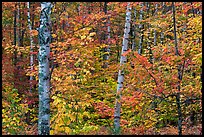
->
[122, 49, 131, 57]
[134, 52, 153, 68]
[94, 102, 114, 118]
[161, 55, 171, 64]
[50, 52, 53, 57]
[30, 51, 38, 55]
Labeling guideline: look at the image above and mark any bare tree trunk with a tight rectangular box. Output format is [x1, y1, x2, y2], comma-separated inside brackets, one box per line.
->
[38, 2, 53, 135]
[17, 2, 21, 47]
[31, 2, 35, 29]
[131, 7, 136, 51]
[114, 3, 131, 134]
[160, 2, 165, 45]
[103, 2, 111, 68]
[172, 2, 182, 135]
[20, 2, 26, 47]
[27, 2, 34, 92]
[13, 3, 18, 90]
[146, 2, 153, 64]
[138, 2, 144, 55]
[13, 3, 17, 66]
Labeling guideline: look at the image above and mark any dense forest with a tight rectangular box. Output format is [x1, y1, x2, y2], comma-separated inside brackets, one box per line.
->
[2, 2, 202, 135]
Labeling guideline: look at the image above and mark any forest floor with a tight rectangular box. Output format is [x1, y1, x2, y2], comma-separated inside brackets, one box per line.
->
[24, 122, 202, 135]
[85, 123, 202, 135]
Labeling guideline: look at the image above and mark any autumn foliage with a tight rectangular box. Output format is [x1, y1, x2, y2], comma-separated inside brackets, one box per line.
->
[2, 2, 202, 135]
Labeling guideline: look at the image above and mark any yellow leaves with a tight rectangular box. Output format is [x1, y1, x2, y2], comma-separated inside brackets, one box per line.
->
[89, 32, 96, 37]
[192, 53, 202, 64]
[100, 44, 108, 48]
[68, 104, 72, 108]
[52, 95, 57, 100]
[80, 32, 95, 40]
[65, 127, 72, 134]
[52, 97, 61, 106]
[68, 114, 75, 122]
[83, 112, 91, 118]
[52, 95, 66, 109]
[12, 117, 17, 121]
[86, 27, 92, 31]
[81, 35, 86, 40]
[53, 76, 62, 82]
[56, 126, 65, 132]
[26, 71, 36, 77]
[61, 61, 66, 65]
[50, 126, 71, 135]
[75, 105, 79, 109]
[52, 34, 57, 38]
[50, 130, 54, 135]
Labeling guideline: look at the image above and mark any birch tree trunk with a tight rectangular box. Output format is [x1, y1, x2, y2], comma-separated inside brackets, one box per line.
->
[114, 3, 131, 134]
[160, 2, 165, 45]
[103, 2, 111, 68]
[138, 2, 144, 55]
[153, 3, 158, 47]
[31, 3, 35, 29]
[27, 2, 34, 92]
[131, 7, 136, 51]
[172, 2, 182, 135]
[38, 2, 53, 135]
[146, 2, 153, 64]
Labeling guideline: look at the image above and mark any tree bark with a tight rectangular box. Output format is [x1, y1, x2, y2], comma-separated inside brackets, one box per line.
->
[160, 2, 165, 45]
[103, 2, 111, 68]
[172, 2, 182, 135]
[131, 7, 136, 51]
[13, 3, 18, 90]
[17, 2, 20, 47]
[19, 2, 26, 47]
[31, 2, 35, 29]
[38, 2, 53, 135]
[114, 3, 131, 134]
[27, 2, 34, 93]
[13, 3, 17, 66]
[146, 2, 153, 64]
[138, 2, 144, 55]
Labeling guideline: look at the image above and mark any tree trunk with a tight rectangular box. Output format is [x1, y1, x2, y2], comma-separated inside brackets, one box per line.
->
[172, 2, 182, 135]
[17, 2, 21, 47]
[153, 3, 158, 47]
[131, 7, 136, 51]
[20, 2, 26, 47]
[13, 3, 18, 90]
[103, 2, 111, 68]
[38, 2, 53, 135]
[31, 2, 35, 29]
[138, 2, 144, 55]
[13, 3, 17, 66]
[114, 2, 131, 134]
[160, 2, 165, 45]
[27, 2, 34, 93]
[146, 2, 153, 64]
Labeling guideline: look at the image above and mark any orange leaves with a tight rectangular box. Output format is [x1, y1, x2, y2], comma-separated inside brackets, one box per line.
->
[30, 30, 38, 36]
[122, 49, 131, 57]
[94, 102, 114, 118]
[134, 52, 153, 68]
